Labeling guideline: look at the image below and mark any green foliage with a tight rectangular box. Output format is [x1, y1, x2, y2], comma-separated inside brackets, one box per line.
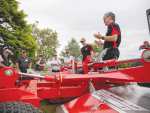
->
[88, 43, 103, 60]
[0, 0, 37, 63]
[30, 21, 60, 63]
[118, 62, 132, 69]
[60, 37, 81, 64]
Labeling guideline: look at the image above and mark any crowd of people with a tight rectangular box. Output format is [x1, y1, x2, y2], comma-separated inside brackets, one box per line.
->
[0, 50, 46, 74]
[0, 12, 121, 72]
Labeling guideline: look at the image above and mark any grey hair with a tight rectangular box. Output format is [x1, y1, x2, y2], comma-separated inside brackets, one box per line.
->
[104, 12, 116, 22]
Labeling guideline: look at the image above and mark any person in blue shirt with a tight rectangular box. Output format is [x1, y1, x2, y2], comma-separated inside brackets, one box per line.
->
[64, 51, 73, 66]
[51, 55, 61, 72]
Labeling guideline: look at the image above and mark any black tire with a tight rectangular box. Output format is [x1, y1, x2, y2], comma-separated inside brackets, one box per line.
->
[0, 101, 43, 113]
[130, 61, 150, 88]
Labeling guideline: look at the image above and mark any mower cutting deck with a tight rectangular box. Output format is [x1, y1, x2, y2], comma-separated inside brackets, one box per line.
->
[56, 85, 150, 113]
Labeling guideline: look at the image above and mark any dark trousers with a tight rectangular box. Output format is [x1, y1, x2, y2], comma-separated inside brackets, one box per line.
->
[20, 68, 27, 73]
[52, 70, 60, 72]
[19, 68, 35, 81]
[102, 48, 120, 70]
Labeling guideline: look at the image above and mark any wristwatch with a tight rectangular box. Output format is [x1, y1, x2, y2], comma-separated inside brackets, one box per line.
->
[102, 36, 104, 40]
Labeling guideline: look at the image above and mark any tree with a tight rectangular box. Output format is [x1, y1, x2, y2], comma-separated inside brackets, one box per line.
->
[60, 37, 81, 64]
[88, 43, 103, 60]
[0, 0, 37, 62]
[30, 21, 60, 63]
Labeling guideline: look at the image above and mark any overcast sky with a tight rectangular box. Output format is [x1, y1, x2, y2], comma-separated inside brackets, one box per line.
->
[17, 0, 150, 60]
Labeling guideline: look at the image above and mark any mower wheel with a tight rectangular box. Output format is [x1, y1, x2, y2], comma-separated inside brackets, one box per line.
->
[0, 101, 43, 113]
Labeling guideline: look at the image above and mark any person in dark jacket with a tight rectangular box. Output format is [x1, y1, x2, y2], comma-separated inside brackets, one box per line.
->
[35, 54, 45, 74]
[0, 49, 13, 68]
[80, 38, 94, 61]
[16, 50, 31, 73]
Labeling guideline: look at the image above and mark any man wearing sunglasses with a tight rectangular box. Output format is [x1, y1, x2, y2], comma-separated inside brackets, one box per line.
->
[80, 38, 94, 61]
[94, 12, 121, 69]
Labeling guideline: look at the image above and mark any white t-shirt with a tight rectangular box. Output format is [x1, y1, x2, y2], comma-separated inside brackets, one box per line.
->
[64, 56, 73, 66]
[51, 59, 61, 70]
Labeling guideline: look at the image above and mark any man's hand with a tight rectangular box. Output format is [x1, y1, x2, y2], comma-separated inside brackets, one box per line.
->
[94, 39, 103, 45]
[17, 69, 21, 72]
[93, 32, 102, 39]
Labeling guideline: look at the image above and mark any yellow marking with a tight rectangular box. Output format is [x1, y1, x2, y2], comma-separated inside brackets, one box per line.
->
[60, 75, 62, 83]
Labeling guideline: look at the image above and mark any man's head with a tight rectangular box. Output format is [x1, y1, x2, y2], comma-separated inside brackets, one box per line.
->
[22, 50, 26, 57]
[54, 55, 57, 60]
[103, 12, 115, 26]
[38, 54, 42, 60]
[66, 51, 70, 57]
[80, 38, 86, 46]
[3, 49, 9, 57]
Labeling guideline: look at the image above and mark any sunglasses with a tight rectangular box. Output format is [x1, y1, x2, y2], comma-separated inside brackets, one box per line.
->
[81, 41, 84, 43]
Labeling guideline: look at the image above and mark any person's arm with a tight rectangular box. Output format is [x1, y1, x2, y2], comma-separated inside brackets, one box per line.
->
[39, 64, 45, 66]
[0, 56, 3, 67]
[16, 63, 20, 72]
[64, 58, 68, 64]
[57, 60, 61, 66]
[64, 58, 71, 64]
[67, 56, 73, 64]
[1, 63, 7, 68]
[94, 39, 104, 45]
[9, 63, 13, 68]
[29, 63, 32, 69]
[1, 63, 13, 68]
[51, 62, 57, 65]
[94, 32, 118, 42]
[81, 54, 83, 61]
[57, 63, 61, 66]
[51, 60, 57, 66]
[36, 60, 40, 65]
[28, 57, 32, 69]
[102, 34, 118, 42]
[0, 59, 3, 63]
[90, 51, 94, 60]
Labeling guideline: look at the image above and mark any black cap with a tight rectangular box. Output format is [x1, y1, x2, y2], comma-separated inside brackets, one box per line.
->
[39, 54, 42, 57]
[66, 51, 70, 53]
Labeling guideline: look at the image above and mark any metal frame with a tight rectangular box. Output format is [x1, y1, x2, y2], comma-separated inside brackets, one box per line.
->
[146, 8, 150, 34]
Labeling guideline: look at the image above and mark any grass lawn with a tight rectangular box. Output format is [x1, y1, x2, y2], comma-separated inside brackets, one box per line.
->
[39, 99, 66, 113]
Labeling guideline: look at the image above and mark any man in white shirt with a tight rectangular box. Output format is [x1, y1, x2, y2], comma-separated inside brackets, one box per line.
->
[64, 51, 73, 66]
[51, 55, 61, 72]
